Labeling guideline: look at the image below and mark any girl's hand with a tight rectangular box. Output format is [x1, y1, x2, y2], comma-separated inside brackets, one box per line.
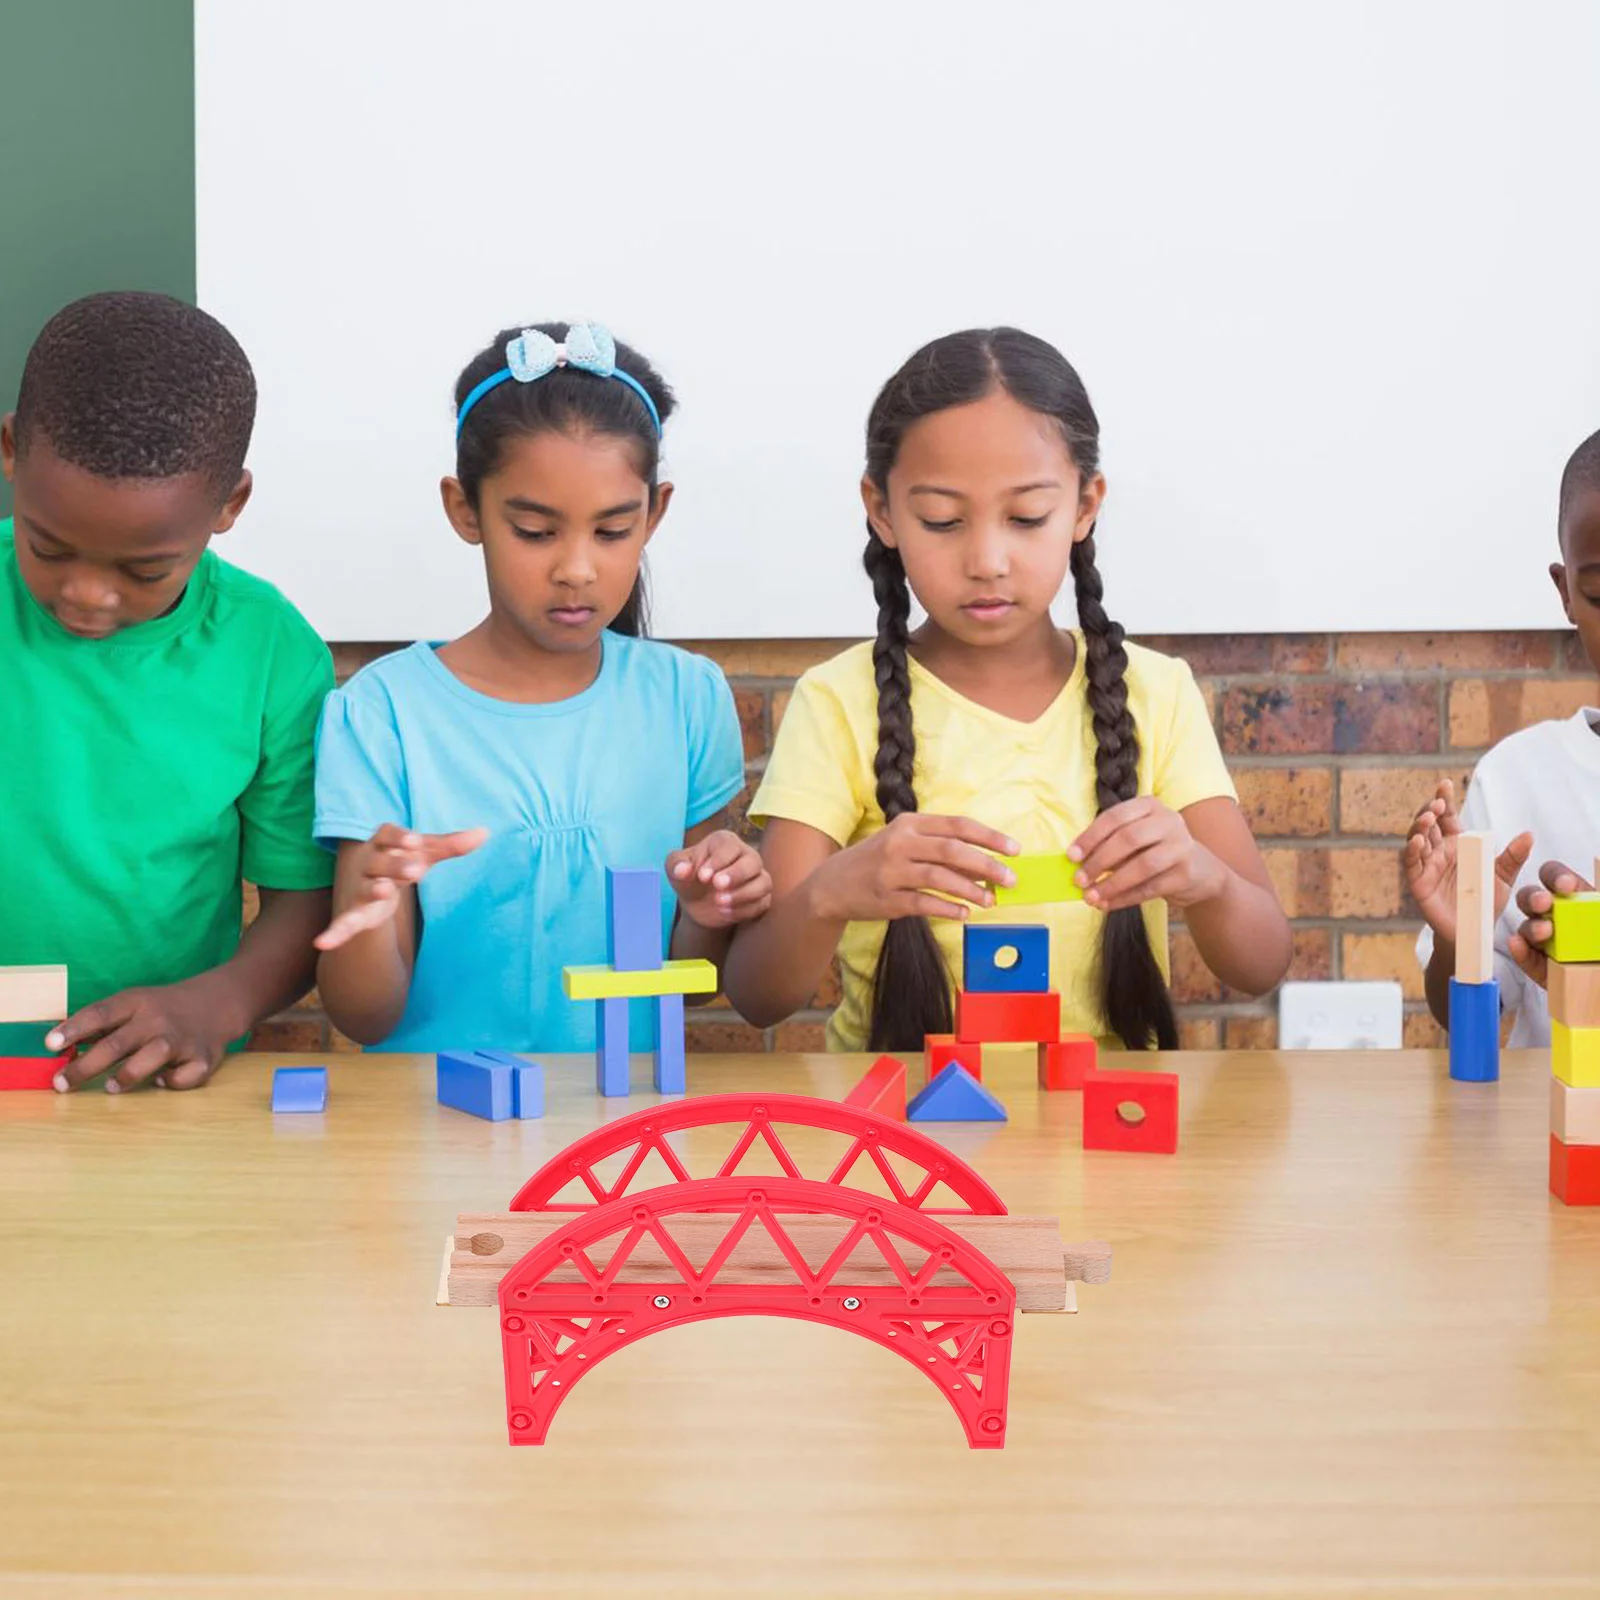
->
[315, 823, 488, 951]
[1069, 796, 1224, 912]
[1508, 859, 1592, 991]
[667, 830, 773, 929]
[808, 814, 1019, 923]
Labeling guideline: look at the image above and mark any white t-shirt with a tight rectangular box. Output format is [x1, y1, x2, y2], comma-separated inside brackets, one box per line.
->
[1417, 709, 1600, 1046]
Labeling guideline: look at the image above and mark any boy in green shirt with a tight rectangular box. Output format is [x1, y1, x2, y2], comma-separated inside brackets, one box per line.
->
[0, 291, 333, 1092]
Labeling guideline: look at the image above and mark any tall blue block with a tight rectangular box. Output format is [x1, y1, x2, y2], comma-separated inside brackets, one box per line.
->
[607, 867, 663, 973]
[596, 996, 631, 1096]
[654, 992, 686, 1094]
[963, 924, 1051, 994]
[1448, 977, 1500, 1083]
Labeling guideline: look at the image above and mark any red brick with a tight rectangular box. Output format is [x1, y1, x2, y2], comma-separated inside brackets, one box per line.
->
[676, 640, 853, 678]
[1329, 849, 1406, 919]
[1403, 1009, 1446, 1048]
[684, 1015, 768, 1053]
[1176, 1015, 1221, 1050]
[1448, 678, 1598, 750]
[1331, 682, 1440, 755]
[246, 1018, 328, 1053]
[1273, 635, 1332, 673]
[735, 688, 768, 761]
[1263, 848, 1330, 918]
[1222, 682, 1437, 755]
[327, 1028, 365, 1054]
[773, 1020, 829, 1052]
[1335, 632, 1558, 672]
[1233, 767, 1333, 837]
[1342, 931, 1425, 1002]
[771, 688, 792, 735]
[331, 642, 404, 684]
[1223, 1012, 1278, 1049]
[1170, 927, 1327, 1004]
[811, 960, 843, 1010]
[1134, 635, 1272, 674]
[1338, 766, 1472, 835]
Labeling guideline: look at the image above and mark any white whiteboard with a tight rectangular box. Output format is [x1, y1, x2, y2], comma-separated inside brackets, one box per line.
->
[196, 0, 1600, 640]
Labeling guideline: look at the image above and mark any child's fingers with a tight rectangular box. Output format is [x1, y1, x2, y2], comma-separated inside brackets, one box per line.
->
[1073, 815, 1174, 885]
[912, 816, 1021, 859]
[897, 890, 973, 922]
[666, 849, 695, 881]
[722, 876, 774, 911]
[1540, 859, 1589, 896]
[421, 827, 490, 864]
[1092, 864, 1188, 914]
[687, 831, 747, 881]
[1508, 932, 1549, 989]
[158, 1056, 216, 1091]
[106, 1039, 176, 1094]
[1495, 832, 1534, 885]
[314, 882, 400, 951]
[909, 836, 1014, 889]
[1068, 797, 1158, 863]
[47, 995, 130, 1053]
[55, 1022, 147, 1090]
[708, 849, 767, 891]
[1082, 843, 1182, 912]
[907, 865, 996, 909]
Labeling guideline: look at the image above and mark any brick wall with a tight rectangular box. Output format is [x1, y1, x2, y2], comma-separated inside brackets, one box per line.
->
[246, 630, 1597, 1054]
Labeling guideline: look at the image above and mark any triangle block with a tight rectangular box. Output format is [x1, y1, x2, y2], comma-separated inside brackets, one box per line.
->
[843, 1055, 907, 1120]
[907, 1062, 1007, 1123]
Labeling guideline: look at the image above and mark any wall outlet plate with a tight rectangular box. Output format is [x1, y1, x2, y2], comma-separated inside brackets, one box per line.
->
[1278, 981, 1404, 1050]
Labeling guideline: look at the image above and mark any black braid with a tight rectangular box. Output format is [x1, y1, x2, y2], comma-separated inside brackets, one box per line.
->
[863, 535, 955, 1051]
[1073, 533, 1179, 1050]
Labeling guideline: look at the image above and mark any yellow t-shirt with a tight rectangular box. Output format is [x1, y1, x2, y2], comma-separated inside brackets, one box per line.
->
[749, 634, 1236, 1050]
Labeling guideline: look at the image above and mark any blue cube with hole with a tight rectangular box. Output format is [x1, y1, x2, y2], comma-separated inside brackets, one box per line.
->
[963, 924, 1050, 994]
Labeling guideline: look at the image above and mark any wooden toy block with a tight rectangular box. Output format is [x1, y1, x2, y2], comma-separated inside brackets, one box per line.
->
[271, 1066, 328, 1114]
[653, 993, 686, 1095]
[1550, 1133, 1600, 1205]
[843, 1055, 907, 1120]
[1082, 1069, 1179, 1154]
[1549, 960, 1600, 1029]
[1453, 831, 1495, 985]
[992, 853, 1085, 908]
[562, 958, 718, 1002]
[472, 1050, 544, 1119]
[1549, 1076, 1600, 1146]
[1038, 1034, 1097, 1090]
[925, 1033, 982, 1082]
[907, 1062, 1007, 1123]
[1447, 977, 1499, 1083]
[438, 1051, 513, 1120]
[1551, 1021, 1600, 1088]
[0, 1021, 58, 1056]
[0, 965, 67, 1025]
[0, 1058, 58, 1090]
[1548, 893, 1600, 965]
[606, 866, 662, 972]
[962, 924, 1050, 994]
[956, 989, 1060, 1045]
[596, 996, 630, 1097]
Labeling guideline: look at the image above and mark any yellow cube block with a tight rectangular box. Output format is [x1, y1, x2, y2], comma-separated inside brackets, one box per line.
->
[1551, 1020, 1600, 1088]
[561, 958, 719, 1002]
[1549, 895, 1600, 965]
[992, 853, 1086, 908]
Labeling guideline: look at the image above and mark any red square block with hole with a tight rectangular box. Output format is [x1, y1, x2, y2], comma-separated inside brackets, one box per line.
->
[1550, 1134, 1600, 1205]
[924, 1033, 982, 1082]
[1038, 1035, 1097, 1090]
[1082, 1069, 1179, 1154]
[956, 990, 1060, 1045]
[843, 1055, 907, 1120]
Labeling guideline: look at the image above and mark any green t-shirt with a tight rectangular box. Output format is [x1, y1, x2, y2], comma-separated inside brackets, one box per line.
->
[0, 523, 335, 1014]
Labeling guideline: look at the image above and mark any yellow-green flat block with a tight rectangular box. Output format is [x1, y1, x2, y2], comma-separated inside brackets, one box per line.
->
[1549, 894, 1600, 964]
[992, 853, 1085, 908]
[1551, 1020, 1600, 1087]
[562, 958, 719, 1001]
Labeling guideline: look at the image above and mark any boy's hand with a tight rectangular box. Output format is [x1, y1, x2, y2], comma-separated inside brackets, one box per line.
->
[47, 974, 240, 1093]
[1069, 797, 1224, 912]
[1403, 779, 1531, 939]
[668, 831, 773, 929]
[1508, 860, 1592, 991]
[315, 824, 487, 951]
[808, 814, 1018, 923]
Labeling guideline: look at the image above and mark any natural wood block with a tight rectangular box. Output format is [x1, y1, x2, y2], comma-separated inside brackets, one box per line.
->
[1453, 831, 1495, 985]
[1550, 1077, 1600, 1146]
[1548, 961, 1600, 1029]
[0, 965, 67, 1025]
[1548, 895, 1600, 965]
[1551, 1021, 1600, 1088]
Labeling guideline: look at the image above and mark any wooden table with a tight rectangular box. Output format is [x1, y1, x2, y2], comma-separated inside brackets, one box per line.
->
[3, 1048, 1599, 1598]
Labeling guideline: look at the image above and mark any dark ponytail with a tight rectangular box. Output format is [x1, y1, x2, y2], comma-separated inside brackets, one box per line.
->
[861, 326, 1176, 1052]
[452, 321, 676, 638]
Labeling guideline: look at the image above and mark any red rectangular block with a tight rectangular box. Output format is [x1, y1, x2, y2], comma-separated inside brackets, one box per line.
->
[925, 1033, 982, 1083]
[1083, 1069, 1179, 1154]
[1038, 1035, 1097, 1090]
[0, 1057, 59, 1091]
[1550, 1133, 1600, 1205]
[956, 990, 1060, 1045]
[843, 1055, 907, 1121]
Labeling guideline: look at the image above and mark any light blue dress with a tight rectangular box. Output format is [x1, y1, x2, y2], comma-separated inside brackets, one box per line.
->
[313, 635, 744, 1053]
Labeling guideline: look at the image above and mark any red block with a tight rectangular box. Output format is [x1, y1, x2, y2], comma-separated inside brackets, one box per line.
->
[1038, 1035, 1097, 1090]
[1082, 1069, 1179, 1154]
[1550, 1133, 1600, 1205]
[956, 990, 1060, 1045]
[925, 1033, 983, 1083]
[843, 1055, 907, 1121]
[0, 1057, 59, 1091]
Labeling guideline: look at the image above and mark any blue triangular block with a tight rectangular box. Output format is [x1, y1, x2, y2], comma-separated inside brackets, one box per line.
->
[907, 1062, 1007, 1123]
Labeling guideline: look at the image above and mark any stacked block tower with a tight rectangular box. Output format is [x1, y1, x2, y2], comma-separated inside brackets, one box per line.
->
[1545, 857, 1600, 1205]
[0, 965, 69, 1090]
[562, 867, 715, 1097]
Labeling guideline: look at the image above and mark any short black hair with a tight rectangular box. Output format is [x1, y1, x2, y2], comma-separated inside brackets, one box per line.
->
[1560, 428, 1600, 529]
[14, 291, 255, 498]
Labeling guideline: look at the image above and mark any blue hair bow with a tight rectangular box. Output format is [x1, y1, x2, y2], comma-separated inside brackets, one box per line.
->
[455, 321, 662, 438]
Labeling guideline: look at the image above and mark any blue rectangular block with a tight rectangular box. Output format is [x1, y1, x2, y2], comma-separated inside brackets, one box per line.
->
[596, 996, 631, 1096]
[437, 1051, 512, 1120]
[654, 992, 686, 1095]
[1448, 977, 1500, 1083]
[963, 924, 1051, 994]
[607, 867, 663, 973]
[472, 1049, 545, 1119]
[271, 1066, 327, 1114]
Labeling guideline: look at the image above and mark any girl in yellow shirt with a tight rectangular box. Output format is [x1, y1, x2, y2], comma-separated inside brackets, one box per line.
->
[724, 328, 1291, 1052]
